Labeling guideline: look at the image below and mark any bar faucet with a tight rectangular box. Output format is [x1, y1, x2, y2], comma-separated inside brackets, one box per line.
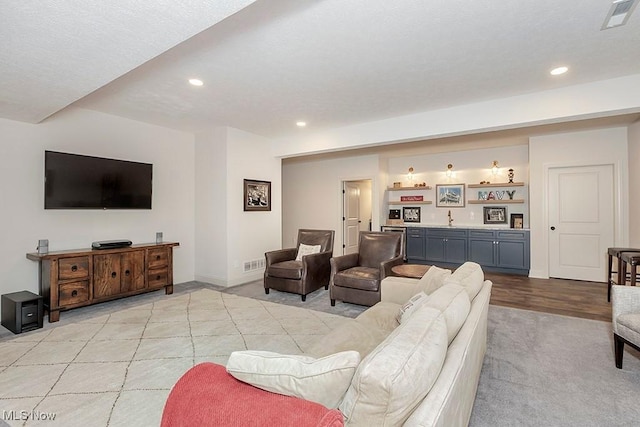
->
[448, 210, 453, 226]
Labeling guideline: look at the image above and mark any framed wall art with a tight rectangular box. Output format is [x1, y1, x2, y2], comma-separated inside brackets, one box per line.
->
[403, 206, 421, 223]
[436, 184, 465, 207]
[483, 206, 507, 224]
[244, 179, 271, 211]
[510, 213, 524, 229]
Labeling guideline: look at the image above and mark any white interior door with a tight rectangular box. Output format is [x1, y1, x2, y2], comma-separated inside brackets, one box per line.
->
[548, 165, 614, 282]
[343, 182, 361, 255]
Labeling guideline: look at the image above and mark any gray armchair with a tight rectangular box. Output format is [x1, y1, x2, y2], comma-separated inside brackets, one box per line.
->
[612, 284, 640, 368]
[330, 231, 403, 307]
[264, 229, 335, 301]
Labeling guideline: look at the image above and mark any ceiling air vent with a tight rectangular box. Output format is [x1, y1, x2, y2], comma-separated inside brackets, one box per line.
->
[602, 0, 639, 29]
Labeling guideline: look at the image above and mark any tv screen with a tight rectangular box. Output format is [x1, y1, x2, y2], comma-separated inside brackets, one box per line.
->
[45, 151, 152, 209]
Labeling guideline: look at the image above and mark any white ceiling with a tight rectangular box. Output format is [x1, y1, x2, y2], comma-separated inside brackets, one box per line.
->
[2, 0, 640, 140]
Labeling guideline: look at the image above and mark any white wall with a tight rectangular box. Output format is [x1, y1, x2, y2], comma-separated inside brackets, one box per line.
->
[194, 127, 228, 284]
[628, 121, 640, 247]
[0, 108, 196, 298]
[194, 127, 282, 286]
[282, 155, 380, 255]
[272, 74, 640, 158]
[226, 127, 281, 286]
[386, 145, 529, 228]
[529, 127, 628, 279]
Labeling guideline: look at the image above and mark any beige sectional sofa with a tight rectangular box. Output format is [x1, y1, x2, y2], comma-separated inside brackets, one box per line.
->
[226, 261, 492, 426]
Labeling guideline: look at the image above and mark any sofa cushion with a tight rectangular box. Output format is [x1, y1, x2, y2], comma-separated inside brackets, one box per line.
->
[617, 313, 640, 332]
[339, 306, 448, 426]
[333, 266, 380, 291]
[296, 243, 322, 261]
[416, 265, 452, 295]
[355, 301, 401, 333]
[306, 319, 390, 359]
[268, 260, 303, 280]
[396, 291, 429, 324]
[424, 283, 471, 344]
[226, 350, 360, 409]
[443, 261, 484, 300]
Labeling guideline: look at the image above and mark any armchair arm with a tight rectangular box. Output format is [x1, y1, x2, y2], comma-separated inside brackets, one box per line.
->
[265, 248, 297, 267]
[380, 254, 404, 279]
[612, 285, 640, 326]
[330, 253, 359, 273]
[302, 250, 332, 272]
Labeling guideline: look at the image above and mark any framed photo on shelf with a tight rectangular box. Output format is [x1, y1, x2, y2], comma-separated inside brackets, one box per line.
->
[403, 207, 421, 223]
[510, 213, 524, 229]
[435, 184, 465, 207]
[483, 206, 507, 224]
[243, 179, 271, 211]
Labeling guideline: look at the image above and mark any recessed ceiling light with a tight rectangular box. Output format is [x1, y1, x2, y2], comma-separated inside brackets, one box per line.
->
[550, 66, 568, 76]
[296, 121, 307, 127]
[188, 78, 204, 86]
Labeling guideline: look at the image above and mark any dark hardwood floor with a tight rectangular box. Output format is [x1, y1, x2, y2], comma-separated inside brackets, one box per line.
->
[485, 272, 612, 322]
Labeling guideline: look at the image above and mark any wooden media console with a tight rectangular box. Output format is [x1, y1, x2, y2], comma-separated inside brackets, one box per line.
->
[26, 242, 179, 322]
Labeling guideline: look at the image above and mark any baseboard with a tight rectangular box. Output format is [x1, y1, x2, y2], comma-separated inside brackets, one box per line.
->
[528, 268, 548, 279]
[194, 272, 263, 287]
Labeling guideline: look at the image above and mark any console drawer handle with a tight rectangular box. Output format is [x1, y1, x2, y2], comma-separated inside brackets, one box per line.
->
[71, 265, 78, 272]
[156, 275, 161, 280]
[111, 272, 117, 278]
[125, 269, 130, 276]
[156, 255, 161, 260]
[71, 290, 78, 297]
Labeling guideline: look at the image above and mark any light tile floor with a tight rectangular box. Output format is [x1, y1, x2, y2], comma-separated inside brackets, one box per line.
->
[0, 284, 355, 427]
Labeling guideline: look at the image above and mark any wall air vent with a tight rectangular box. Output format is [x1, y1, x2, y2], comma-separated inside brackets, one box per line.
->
[602, 0, 638, 29]
[243, 258, 265, 273]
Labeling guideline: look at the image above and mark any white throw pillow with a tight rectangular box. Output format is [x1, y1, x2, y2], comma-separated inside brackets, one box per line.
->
[226, 350, 360, 409]
[443, 261, 484, 300]
[396, 291, 429, 324]
[295, 243, 322, 261]
[416, 265, 452, 295]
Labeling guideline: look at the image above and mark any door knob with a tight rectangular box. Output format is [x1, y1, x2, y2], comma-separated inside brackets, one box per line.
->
[550, 226, 556, 230]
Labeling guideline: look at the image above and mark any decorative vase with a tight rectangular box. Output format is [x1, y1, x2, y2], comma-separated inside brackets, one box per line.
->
[508, 168, 514, 183]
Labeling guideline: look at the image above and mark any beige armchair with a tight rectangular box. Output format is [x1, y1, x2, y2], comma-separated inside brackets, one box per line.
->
[330, 231, 403, 307]
[612, 284, 640, 368]
[264, 229, 335, 301]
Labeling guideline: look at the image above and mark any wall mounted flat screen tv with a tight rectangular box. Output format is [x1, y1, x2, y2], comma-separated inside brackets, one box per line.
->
[45, 151, 152, 209]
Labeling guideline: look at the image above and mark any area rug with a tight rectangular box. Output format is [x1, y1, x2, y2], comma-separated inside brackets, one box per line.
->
[470, 305, 640, 426]
[0, 289, 352, 427]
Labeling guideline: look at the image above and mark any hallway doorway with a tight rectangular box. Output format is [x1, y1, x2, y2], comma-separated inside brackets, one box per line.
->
[342, 179, 372, 255]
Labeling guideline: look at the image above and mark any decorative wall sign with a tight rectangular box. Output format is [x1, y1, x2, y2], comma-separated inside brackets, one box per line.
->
[400, 195, 424, 202]
[436, 184, 465, 207]
[244, 179, 271, 211]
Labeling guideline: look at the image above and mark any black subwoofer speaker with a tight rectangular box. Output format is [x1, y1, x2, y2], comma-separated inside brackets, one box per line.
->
[1, 291, 43, 334]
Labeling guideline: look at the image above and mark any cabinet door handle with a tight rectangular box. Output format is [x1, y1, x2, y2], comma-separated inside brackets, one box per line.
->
[71, 265, 78, 272]
[156, 275, 161, 280]
[156, 255, 161, 260]
[111, 272, 117, 278]
[125, 269, 130, 276]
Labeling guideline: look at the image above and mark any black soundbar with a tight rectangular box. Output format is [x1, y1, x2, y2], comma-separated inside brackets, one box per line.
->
[91, 240, 133, 250]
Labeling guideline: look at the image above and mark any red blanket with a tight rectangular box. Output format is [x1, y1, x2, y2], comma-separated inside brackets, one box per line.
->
[161, 362, 344, 427]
